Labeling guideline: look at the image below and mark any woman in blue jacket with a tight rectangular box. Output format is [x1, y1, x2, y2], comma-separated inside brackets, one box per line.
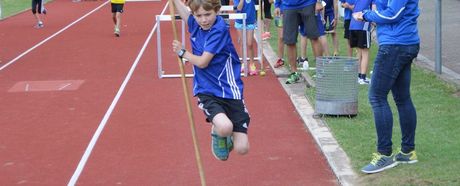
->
[353, 0, 420, 174]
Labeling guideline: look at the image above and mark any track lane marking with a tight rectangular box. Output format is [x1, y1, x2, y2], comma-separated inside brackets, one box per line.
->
[67, 3, 169, 186]
[0, 1, 109, 71]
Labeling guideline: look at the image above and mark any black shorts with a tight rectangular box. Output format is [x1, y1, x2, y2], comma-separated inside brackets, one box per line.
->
[197, 94, 250, 134]
[220, 0, 229, 5]
[283, 4, 319, 44]
[111, 3, 124, 13]
[343, 19, 351, 39]
[263, 0, 273, 19]
[350, 30, 371, 49]
[31, 0, 45, 14]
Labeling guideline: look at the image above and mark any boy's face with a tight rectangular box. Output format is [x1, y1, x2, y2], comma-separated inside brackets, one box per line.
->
[193, 6, 217, 30]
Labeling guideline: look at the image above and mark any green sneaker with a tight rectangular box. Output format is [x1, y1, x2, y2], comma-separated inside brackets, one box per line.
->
[211, 131, 229, 161]
[394, 150, 418, 164]
[361, 153, 398, 174]
[285, 72, 301, 84]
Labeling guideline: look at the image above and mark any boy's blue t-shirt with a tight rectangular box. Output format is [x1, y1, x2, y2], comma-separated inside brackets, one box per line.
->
[234, 0, 256, 24]
[349, 0, 374, 30]
[187, 15, 244, 100]
[340, 0, 356, 20]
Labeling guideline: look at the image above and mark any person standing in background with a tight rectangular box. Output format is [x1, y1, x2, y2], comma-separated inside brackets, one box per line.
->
[323, 0, 339, 56]
[340, 0, 355, 57]
[353, 0, 421, 174]
[234, 0, 258, 75]
[32, 0, 47, 28]
[349, 0, 374, 85]
[274, 0, 323, 84]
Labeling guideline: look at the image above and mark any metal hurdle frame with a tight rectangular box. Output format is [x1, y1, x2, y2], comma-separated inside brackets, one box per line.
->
[220, 5, 263, 65]
[156, 13, 247, 78]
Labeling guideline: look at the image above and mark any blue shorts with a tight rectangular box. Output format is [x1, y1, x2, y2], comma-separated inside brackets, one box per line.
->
[234, 22, 257, 30]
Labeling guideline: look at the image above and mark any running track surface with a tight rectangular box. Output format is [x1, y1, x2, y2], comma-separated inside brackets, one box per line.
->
[0, 1, 337, 185]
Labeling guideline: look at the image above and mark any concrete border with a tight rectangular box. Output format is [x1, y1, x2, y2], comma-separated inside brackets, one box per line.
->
[262, 41, 358, 186]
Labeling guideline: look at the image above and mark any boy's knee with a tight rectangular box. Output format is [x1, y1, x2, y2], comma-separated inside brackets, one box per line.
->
[234, 145, 249, 155]
[213, 122, 233, 137]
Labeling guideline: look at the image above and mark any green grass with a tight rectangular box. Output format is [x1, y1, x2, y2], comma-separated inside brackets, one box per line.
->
[0, 0, 51, 19]
[268, 19, 460, 185]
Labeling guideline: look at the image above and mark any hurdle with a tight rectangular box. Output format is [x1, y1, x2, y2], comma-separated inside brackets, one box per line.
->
[156, 13, 248, 78]
[156, 5, 264, 79]
[220, 5, 263, 64]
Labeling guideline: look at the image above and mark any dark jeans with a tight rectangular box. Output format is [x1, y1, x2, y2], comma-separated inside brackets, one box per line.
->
[368, 44, 420, 155]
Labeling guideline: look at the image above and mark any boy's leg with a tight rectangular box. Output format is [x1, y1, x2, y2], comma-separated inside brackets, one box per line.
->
[361, 48, 369, 77]
[112, 13, 117, 25]
[232, 132, 249, 155]
[212, 113, 233, 137]
[116, 12, 121, 29]
[210, 114, 233, 161]
[300, 36, 308, 60]
[247, 29, 258, 75]
[344, 20, 353, 57]
[286, 44, 297, 72]
[319, 36, 329, 56]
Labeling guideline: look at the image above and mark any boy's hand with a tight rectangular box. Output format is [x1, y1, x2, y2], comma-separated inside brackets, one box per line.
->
[274, 8, 280, 17]
[352, 12, 364, 21]
[172, 40, 183, 54]
[315, 2, 324, 13]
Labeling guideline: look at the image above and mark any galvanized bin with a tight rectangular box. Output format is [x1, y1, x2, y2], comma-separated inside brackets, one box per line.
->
[315, 56, 358, 115]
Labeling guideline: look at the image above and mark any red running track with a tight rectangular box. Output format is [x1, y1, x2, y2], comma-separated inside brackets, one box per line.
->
[0, 0, 337, 185]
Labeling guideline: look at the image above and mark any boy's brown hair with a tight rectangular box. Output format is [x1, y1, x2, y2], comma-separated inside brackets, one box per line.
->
[187, 0, 221, 14]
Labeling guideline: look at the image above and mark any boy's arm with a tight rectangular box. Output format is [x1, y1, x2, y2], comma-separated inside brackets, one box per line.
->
[182, 52, 214, 68]
[363, 0, 408, 24]
[172, 0, 191, 22]
[333, 0, 338, 27]
[172, 40, 214, 68]
[235, 0, 244, 11]
[274, 0, 281, 16]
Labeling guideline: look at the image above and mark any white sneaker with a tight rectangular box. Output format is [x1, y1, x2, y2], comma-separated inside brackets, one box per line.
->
[114, 27, 120, 37]
[358, 78, 370, 85]
[35, 21, 44, 28]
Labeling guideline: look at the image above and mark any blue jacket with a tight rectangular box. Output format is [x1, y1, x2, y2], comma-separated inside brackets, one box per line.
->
[363, 0, 420, 45]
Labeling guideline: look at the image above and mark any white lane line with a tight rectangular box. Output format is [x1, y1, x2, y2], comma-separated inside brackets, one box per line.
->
[67, 3, 169, 186]
[0, 1, 109, 71]
[25, 84, 30, 92]
[59, 83, 72, 90]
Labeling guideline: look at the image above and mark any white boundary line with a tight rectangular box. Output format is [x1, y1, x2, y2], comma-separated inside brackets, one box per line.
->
[0, 1, 109, 71]
[67, 2, 169, 186]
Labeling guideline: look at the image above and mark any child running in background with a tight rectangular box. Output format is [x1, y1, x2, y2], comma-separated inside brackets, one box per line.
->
[111, 0, 126, 37]
[349, 0, 374, 84]
[171, 0, 251, 161]
[235, 0, 258, 75]
[31, 0, 47, 28]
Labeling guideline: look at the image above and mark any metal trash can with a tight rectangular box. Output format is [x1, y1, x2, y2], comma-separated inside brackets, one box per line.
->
[315, 56, 358, 115]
